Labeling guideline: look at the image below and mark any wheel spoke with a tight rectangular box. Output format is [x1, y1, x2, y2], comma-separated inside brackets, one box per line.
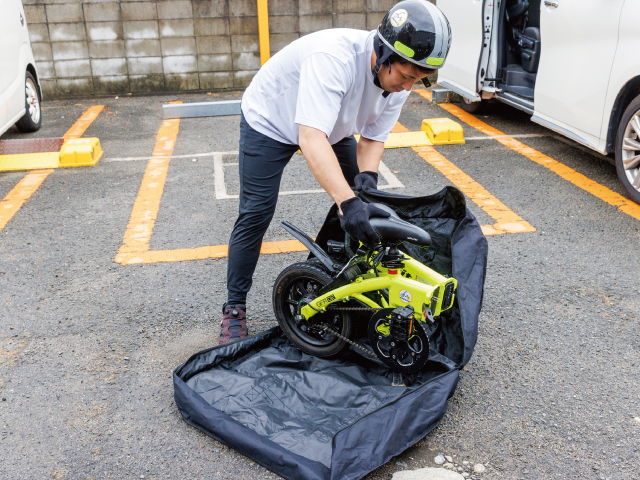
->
[623, 138, 640, 151]
[633, 172, 640, 190]
[279, 273, 345, 347]
[623, 154, 640, 170]
[295, 280, 308, 294]
[632, 115, 640, 137]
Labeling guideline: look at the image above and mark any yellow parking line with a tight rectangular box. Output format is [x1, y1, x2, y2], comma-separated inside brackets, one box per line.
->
[128, 240, 307, 265]
[117, 98, 537, 265]
[0, 106, 104, 172]
[395, 121, 535, 235]
[63, 105, 104, 141]
[414, 89, 640, 222]
[115, 103, 307, 265]
[116, 104, 181, 263]
[0, 105, 103, 232]
[356, 131, 432, 148]
[0, 169, 54, 232]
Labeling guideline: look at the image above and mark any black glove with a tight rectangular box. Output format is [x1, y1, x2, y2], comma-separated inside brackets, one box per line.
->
[339, 197, 390, 246]
[354, 171, 378, 191]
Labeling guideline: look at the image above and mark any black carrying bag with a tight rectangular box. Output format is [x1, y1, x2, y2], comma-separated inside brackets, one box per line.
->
[173, 186, 488, 480]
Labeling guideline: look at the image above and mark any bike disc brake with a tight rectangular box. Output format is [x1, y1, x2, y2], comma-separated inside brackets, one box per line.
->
[367, 308, 430, 373]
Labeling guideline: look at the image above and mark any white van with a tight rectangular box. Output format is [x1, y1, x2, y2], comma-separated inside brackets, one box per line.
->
[437, 0, 640, 204]
[0, 0, 42, 137]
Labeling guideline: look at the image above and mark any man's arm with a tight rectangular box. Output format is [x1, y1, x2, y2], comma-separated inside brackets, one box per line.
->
[299, 124, 391, 244]
[299, 125, 355, 213]
[356, 136, 384, 173]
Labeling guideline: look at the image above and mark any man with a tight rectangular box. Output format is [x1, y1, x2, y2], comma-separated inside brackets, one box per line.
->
[219, 0, 452, 344]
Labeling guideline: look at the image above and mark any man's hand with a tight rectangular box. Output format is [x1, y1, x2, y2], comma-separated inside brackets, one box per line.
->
[338, 197, 390, 246]
[354, 171, 378, 191]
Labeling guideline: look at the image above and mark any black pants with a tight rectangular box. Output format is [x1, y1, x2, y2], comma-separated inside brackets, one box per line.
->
[226, 114, 359, 305]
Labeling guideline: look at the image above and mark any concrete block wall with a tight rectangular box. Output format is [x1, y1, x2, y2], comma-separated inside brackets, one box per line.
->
[23, 0, 404, 98]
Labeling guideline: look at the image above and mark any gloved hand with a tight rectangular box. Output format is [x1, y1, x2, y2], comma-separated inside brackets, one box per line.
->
[338, 197, 390, 246]
[354, 171, 378, 191]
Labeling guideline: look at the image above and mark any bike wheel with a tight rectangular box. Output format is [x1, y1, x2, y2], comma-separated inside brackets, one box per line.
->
[273, 262, 352, 357]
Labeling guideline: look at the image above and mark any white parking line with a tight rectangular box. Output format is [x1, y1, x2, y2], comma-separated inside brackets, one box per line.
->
[465, 133, 548, 141]
[378, 160, 404, 188]
[213, 154, 404, 200]
[213, 154, 228, 199]
[102, 134, 550, 162]
[103, 151, 239, 162]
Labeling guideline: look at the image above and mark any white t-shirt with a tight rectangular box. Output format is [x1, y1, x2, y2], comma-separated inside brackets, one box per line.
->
[241, 29, 411, 146]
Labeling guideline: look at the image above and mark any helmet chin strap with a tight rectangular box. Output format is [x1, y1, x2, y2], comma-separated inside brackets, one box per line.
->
[372, 33, 394, 98]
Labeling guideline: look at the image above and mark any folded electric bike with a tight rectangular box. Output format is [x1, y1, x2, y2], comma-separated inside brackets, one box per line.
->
[272, 204, 458, 373]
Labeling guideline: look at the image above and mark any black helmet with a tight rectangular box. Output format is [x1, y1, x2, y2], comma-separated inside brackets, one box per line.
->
[373, 0, 451, 95]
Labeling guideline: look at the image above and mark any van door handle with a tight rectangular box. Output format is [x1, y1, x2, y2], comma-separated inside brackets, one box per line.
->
[544, 0, 559, 7]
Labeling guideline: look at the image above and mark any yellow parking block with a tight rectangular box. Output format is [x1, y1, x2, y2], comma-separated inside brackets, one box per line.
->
[421, 118, 465, 145]
[0, 138, 104, 172]
[59, 138, 103, 167]
[0, 152, 60, 172]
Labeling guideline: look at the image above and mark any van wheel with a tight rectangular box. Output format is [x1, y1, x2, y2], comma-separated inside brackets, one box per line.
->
[458, 97, 484, 114]
[15, 71, 41, 133]
[615, 95, 640, 204]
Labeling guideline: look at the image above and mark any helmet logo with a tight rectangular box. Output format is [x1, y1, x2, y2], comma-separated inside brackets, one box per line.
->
[390, 9, 408, 27]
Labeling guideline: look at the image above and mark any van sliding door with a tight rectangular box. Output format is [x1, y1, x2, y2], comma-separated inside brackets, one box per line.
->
[532, 0, 624, 150]
[437, 0, 489, 101]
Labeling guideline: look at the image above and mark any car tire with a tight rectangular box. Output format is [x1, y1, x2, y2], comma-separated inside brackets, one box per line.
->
[15, 71, 42, 133]
[458, 97, 484, 114]
[615, 94, 640, 204]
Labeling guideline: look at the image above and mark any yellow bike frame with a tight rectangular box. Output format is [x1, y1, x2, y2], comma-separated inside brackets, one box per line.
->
[300, 254, 457, 323]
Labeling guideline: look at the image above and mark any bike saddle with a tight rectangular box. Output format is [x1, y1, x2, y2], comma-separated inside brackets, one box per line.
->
[369, 203, 431, 247]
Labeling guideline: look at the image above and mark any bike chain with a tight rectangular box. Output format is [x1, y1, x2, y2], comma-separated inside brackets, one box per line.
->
[319, 323, 380, 360]
[303, 302, 384, 360]
[326, 306, 382, 312]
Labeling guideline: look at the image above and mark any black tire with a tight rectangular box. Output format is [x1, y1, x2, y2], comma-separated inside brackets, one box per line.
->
[615, 94, 640, 204]
[15, 71, 42, 133]
[273, 261, 352, 357]
[458, 97, 484, 114]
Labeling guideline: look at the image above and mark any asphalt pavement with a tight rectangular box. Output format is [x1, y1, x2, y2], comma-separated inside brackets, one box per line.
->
[0, 88, 639, 480]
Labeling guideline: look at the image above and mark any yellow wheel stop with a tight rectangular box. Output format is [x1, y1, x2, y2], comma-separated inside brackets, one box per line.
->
[421, 118, 465, 145]
[59, 138, 103, 167]
[0, 138, 103, 172]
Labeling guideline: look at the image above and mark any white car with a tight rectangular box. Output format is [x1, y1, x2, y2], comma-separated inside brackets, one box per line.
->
[0, 0, 42, 137]
[437, 0, 640, 204]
